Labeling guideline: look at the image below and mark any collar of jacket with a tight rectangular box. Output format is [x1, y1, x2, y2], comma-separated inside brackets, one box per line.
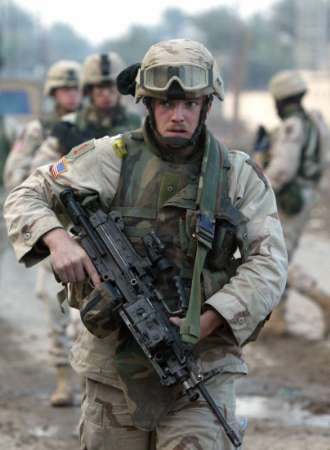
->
[279, 103, 306, 120]
[39, 109, 62, 133]
[83, 103, 126, 128]
[142, 116, 206, 165]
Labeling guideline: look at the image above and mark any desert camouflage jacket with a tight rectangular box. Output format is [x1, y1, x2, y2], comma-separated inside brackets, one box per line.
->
[264, 108, 329, 193]
[3, 114, 58, 191]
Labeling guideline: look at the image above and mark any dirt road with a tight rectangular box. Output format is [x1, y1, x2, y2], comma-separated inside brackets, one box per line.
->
[1, 227, 330, 449]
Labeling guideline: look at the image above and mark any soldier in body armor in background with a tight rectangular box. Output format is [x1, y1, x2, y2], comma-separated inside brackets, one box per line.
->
[26, 53, 141, 407]
[0, 116, 11, 255]
[4, 39, 287, 449]
[32, 52, 141, 169]
[254, 70, 330, 336]
[4, 60, 82, 191]
[3, 60, 82, 407]
[0, 116, 11, 185]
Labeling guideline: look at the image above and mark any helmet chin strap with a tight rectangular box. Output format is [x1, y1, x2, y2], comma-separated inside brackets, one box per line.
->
[144, 95, 212, 151]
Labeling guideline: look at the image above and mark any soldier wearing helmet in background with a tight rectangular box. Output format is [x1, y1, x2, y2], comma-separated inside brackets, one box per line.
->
[28, 54, 140, 408]
[3, 60, 82, 408]
[4, 60, 81, 190]
[4, 39, 287, 449]
[32, 52, 141, 168]
[254, 70, 330, 336]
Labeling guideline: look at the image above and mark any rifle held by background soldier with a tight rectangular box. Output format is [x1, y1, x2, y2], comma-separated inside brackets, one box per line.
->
[253, 124, 271, 168]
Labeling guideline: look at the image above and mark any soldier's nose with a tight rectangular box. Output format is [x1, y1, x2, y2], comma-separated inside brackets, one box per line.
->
[171, 105, 185, 122]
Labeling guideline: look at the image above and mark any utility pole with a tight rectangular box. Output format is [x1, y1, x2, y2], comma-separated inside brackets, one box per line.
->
[294, 0, 330, 140]
[230, 0, 248, 136]
[0, 0, 7, 75]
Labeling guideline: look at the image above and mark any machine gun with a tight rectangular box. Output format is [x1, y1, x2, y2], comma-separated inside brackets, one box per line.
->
[60, 187, 242, 448]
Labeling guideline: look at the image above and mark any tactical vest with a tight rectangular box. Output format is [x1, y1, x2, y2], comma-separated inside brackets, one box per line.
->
[40, 113, 61, 140]
[53, 105, 140, 156]
[110, 128, 248, 321]
[295, 111, 322, 182]
[276, 110, 322, 215]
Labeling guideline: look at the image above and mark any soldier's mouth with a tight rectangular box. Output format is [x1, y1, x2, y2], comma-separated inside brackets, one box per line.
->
[166, 129, 187, 134]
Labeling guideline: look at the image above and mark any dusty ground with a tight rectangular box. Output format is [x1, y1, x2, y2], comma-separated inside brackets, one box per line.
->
[0, 206, 80, 450]
[1, 193, 330, 450]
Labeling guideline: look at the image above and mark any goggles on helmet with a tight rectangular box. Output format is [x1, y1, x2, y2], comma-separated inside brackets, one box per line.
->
[140, 63, 212, 92]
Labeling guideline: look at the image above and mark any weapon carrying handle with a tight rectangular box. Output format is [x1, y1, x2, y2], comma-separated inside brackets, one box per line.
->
[60, 188, 106, 256]
[60, 188, 82, 225]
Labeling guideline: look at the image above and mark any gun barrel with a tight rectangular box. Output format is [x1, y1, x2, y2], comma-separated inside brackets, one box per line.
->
[197, 383, 242, 448]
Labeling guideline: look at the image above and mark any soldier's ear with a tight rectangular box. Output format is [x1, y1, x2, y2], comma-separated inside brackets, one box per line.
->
[116, 63, 141, 96]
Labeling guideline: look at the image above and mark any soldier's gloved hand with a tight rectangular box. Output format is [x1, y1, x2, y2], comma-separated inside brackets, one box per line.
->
[170, 309, 224, 341]
[42, 228, 101, 287]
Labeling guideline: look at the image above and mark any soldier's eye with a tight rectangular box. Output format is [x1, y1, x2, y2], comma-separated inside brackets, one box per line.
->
[159, 100, 171, 108]
[185, 101, 198, 108]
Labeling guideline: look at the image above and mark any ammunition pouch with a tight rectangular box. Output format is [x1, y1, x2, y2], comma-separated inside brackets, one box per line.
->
[207, 218, 237, 271]
[202, 217, 246, 299]
[80, 283, 120, 338]
[277, 180, 304, 215]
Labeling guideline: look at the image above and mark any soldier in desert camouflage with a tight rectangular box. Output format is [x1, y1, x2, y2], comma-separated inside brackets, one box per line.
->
[4, 60, 82, 407]
[254, 70, 330, 336]
[4, 39, 287, 449]
[4, 60, 81, 191]
[32, 52, 141, 169]
[28, 54, 141, 408]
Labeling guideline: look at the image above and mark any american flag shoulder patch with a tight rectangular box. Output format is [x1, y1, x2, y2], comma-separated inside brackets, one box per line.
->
[49, 157, 68, 178]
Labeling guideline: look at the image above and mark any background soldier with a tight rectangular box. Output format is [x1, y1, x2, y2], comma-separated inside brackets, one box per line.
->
[254, 70, 330, 335]
[4, 39, 287, 449]
[3, 59, 82, 407]
[0, 115, 11, 185]
[32, 52, 141, 168]
[29, 54, 140, 407]
[3, 60, 81, 191]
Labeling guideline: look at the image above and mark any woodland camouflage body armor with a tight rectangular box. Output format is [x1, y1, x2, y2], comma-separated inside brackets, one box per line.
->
[111, 123, 248, 312]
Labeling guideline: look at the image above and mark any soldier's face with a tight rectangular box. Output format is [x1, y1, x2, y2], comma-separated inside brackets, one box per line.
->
[54, 87, 81, 112]
[153, 98, 205, 140]
[91, 83, 120, 110]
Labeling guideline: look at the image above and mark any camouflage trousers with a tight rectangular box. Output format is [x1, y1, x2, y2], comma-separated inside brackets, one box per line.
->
[279, 187, 316, 262]
[79, 373, 244, 450]
[35, 259, 74, 367]
[269, 188, 318, 332]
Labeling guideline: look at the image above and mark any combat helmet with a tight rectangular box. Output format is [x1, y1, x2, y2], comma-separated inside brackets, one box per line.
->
[44, 60, 81, 96]
[269, 70, 307, 101]
[81, 52, 125, 94]
[135, 39, 224, 102]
